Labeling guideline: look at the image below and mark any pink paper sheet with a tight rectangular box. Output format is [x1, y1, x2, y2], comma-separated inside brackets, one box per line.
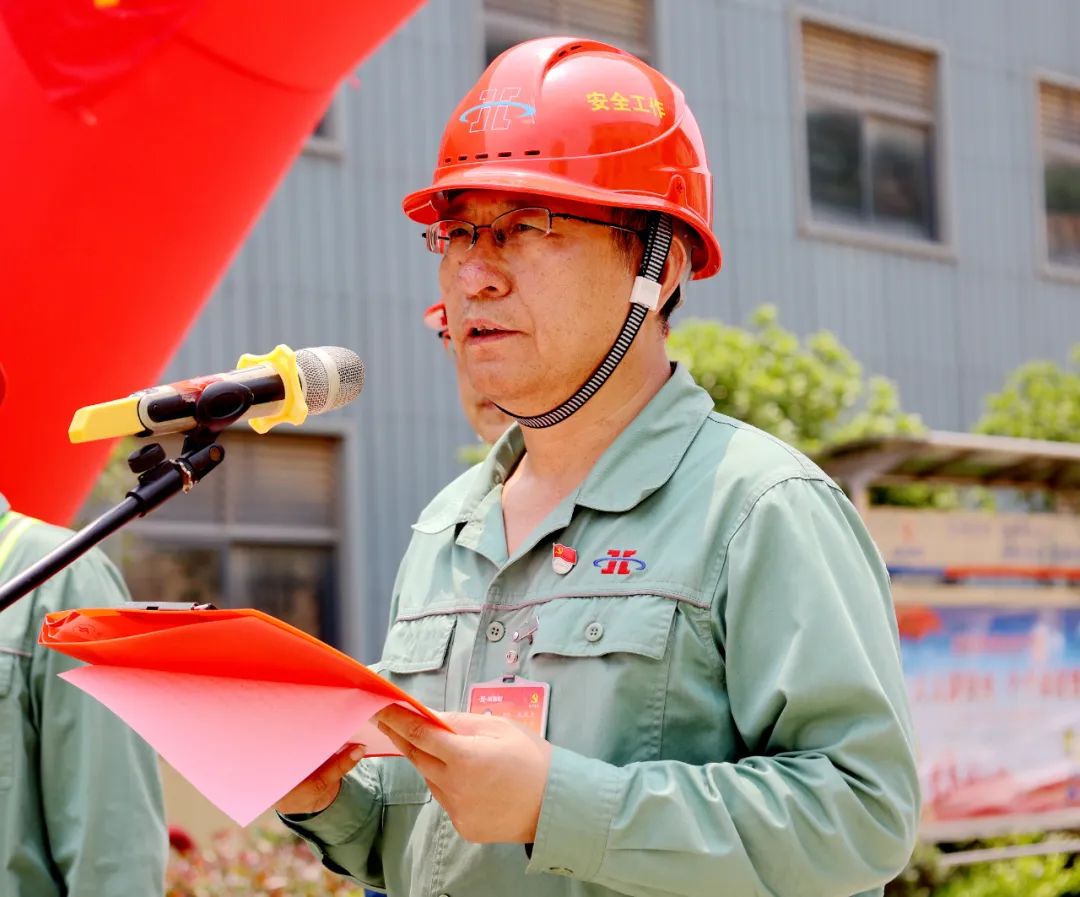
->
[62, 665, 404, 826]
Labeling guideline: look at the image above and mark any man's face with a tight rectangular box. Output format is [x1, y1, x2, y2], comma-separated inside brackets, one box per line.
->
[437, 191, 639, 417]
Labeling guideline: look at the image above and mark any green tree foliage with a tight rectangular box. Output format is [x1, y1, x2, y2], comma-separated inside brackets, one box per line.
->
[458, 441, 493, 467]
[974, 345, 1080, 443]
[934, 851, 1080, 897]
[667, 305, 925, 455]
[885, 835, 1080, 897]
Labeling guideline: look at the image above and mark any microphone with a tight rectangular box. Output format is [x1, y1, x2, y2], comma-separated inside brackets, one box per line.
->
[69, 345, 364, 443]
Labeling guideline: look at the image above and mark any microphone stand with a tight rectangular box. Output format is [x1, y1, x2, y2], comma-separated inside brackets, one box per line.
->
[0, 380, 256, 613]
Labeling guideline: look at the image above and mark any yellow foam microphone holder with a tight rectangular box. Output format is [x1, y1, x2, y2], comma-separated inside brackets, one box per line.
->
[235, 344, 308, 434]
[68, 344, 309, 444]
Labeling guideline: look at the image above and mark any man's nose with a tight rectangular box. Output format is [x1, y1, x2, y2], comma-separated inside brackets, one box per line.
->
[455, 239, 511, 299]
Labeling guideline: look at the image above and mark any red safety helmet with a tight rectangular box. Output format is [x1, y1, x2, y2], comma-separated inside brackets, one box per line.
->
[402, 37, 722, 279]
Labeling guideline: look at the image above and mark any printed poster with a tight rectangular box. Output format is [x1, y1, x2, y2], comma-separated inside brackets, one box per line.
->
[899, 606, 1080, 829]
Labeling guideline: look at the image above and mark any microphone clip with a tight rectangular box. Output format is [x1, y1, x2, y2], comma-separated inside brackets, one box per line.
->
[125, 422, 226, 513]
[124, 376, 252, 504]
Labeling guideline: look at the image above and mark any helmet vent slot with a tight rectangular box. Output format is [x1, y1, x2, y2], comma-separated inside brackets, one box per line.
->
[497, 151, 512, 158]
[524, 149, 541, 156]
[476, 153, 489, 160]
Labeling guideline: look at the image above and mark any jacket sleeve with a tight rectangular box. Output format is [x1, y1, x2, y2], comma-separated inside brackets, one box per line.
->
[525, 476, 920, 897]
[278, 761, 388, 887]
[33, 549, 167, 897]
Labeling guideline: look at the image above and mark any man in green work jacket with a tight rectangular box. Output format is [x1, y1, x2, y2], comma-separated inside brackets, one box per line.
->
[277, 37, 920, 897]
[0, 372, 166, 895]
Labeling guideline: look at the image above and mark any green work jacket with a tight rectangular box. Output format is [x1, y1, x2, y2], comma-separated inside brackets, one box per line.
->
[285, 365, 920, 897]
[0, 496, 166, 896]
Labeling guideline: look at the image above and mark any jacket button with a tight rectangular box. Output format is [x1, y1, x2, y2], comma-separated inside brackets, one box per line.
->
[585, 622, 603, 642]
[486, 621, 506, 642]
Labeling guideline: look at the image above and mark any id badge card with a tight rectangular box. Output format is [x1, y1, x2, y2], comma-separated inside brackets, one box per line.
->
[467, 676, 550, 737]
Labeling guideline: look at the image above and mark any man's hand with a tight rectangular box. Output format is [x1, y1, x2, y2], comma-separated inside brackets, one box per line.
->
[275, 744, 366, 817]
[376, 704, 553, 844]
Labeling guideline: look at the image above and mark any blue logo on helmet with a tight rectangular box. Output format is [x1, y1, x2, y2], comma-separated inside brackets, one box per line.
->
[459, 100, 536, 123]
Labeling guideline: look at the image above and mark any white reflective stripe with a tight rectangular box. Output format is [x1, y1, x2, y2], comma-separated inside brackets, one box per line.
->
[0, 645, 31, 658]
[0, 516, 35, 572]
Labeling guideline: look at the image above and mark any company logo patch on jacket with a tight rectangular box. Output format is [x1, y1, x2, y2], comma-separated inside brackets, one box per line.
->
[592, 549, 646, 575]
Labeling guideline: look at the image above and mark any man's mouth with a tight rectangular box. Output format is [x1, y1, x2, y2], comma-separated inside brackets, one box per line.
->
[463, 322, 516, 343]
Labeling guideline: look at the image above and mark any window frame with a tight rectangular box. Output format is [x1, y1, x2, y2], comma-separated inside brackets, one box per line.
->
[481, 0, 654, 67]
[101, 426, 351, 645]
[1034, 70, 1080, 285]
[790, 8, 955, 261]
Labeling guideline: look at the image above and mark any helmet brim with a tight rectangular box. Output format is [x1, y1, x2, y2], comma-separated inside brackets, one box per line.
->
[403, 166, 722, 279]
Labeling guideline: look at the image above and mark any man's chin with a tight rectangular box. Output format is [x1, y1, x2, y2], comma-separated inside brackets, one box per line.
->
[467, 375, 519, 409]
[467, 373, 560, 419]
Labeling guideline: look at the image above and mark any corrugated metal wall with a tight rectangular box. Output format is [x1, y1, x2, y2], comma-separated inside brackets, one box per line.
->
[162, 0, 1080, 659]
[656, 0, 1080, 428]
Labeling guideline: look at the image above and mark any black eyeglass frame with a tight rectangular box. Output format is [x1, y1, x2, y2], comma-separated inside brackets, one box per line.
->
[421, 206, 645, 254]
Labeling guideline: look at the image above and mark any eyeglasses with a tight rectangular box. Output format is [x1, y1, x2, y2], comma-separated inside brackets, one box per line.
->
[423, 206, 643, 256]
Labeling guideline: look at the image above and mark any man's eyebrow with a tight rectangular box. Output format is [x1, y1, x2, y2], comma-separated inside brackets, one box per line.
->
[444, 199, 538, 218]
[444, 208, 497, 219]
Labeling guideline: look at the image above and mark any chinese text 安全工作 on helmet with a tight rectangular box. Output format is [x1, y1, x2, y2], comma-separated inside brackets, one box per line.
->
[401, 36, 723, 280]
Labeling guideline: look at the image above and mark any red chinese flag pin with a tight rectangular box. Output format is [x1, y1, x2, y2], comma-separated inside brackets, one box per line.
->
[552, 543, 577, 575]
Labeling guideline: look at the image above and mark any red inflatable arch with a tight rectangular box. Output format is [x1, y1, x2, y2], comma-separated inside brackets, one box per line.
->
[0, 0, 423, 523]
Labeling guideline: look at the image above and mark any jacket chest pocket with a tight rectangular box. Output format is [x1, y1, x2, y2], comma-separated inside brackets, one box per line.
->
[378, 615, 458, 810]
[525, 595, 677, 765]
[380, 614, 456, 713]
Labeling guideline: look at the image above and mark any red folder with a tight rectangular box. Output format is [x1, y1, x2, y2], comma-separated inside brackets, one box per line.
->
[41, 606, 446, 826]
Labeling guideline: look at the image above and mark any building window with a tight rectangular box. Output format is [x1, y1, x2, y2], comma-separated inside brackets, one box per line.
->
[483, 0, 652, 66]
[86, 432, 344, 643]
[304, 93, 345, 158]
[799, 20, 941, 244]
[1039, 81, 1080, 270]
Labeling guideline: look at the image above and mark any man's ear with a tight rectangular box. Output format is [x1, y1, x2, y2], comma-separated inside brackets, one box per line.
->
[656, 236, 690, 311]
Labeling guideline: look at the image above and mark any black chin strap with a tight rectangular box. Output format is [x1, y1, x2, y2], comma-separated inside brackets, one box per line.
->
[499, 213, 673, 429]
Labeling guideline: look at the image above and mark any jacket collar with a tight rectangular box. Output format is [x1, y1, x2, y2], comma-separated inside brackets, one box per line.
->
[575, 364, 714, 512]
[416, 364, 713, 531]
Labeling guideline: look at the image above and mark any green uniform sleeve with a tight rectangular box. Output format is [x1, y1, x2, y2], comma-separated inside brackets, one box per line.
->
[32, 549, 167, 896]
[278, 762, 386, 886]
[526, 476, 920, 896]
